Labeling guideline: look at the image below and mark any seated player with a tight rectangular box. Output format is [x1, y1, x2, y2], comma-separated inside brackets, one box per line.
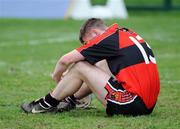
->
[21, 18, 160, 116]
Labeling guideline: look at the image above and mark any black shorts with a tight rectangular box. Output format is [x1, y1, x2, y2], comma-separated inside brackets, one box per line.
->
[105, 77, 155, 116]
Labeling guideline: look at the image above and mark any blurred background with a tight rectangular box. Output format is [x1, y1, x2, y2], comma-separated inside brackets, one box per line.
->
[0, 0, 180, 129]
[0, 0, 180, 19]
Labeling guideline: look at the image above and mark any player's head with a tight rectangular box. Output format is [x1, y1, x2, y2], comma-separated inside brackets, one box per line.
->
[79, 18, 107, 44]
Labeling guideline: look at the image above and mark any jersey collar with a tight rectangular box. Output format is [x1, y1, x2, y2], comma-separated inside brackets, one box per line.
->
[93, 23, 119, 41]
[105, 23, 119, 33]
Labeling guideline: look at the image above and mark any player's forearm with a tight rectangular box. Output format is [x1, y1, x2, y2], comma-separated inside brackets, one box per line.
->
[52, 57, 70, 83]
[52, 63, 74, 83]
[52, 50, 84, 83]
[52, 65, 65, 83]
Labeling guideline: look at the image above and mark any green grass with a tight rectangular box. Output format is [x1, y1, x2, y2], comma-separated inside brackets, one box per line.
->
[0, 11, 180, 129]
[91, 0, 180, 6]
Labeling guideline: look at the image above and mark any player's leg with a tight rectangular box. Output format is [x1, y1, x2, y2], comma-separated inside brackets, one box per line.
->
[74, 83, 91, 99]
[21, 61, 110, 113]
[56, 59, 112, 111]
[56, 82, 92, 111]
[74, 59, 112, 100]
[21, 65, 84, 113]
[51, 61, 110, 106]
[60, 59, 112, 106]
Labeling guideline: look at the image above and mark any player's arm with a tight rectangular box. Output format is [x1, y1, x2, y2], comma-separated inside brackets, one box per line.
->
[52, 50, 84, 83]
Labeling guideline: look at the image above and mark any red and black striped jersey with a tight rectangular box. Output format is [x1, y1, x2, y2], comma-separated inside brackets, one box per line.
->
[76, 23, 160, 109]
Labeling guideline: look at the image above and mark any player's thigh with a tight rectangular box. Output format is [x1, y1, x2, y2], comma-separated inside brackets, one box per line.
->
[75, 61, 111, 106]
[95, 59, 112, 76]
[75, 60, 111, 100]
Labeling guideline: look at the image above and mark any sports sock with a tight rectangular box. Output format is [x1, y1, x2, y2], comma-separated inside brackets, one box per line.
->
[66, 95, 77, 106]
[70, 95, 77, 102]
[39, 93, 60, 108]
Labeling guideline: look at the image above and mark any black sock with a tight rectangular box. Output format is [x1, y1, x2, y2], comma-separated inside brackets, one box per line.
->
[69, 95, 77, 102]
[66, 95, 77, 106]
[40, 93, 60, 108]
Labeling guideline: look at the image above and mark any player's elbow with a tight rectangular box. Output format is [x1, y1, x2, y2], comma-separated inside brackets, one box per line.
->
[58, 50, 84, 66]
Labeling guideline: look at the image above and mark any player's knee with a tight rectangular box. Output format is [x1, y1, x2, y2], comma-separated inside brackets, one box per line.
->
[73, 61, 89, 72]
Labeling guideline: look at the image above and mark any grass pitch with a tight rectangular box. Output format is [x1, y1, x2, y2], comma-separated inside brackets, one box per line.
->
[0, 11, 180, 129]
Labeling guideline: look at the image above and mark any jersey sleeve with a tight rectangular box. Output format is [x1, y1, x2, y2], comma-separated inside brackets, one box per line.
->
[76, 33, 119, 65]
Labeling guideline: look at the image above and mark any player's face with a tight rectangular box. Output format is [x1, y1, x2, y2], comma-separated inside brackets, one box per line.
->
[83, 32, 97, 43]
[83, 29, 103, 44]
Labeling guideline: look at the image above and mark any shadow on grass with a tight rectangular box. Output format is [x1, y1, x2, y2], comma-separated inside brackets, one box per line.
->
[67, 107, 106, 117]
[66, 107, 160, 119]
[1, 103, 159, 118]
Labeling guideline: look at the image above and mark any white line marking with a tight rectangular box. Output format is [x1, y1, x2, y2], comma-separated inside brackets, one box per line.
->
[158, 53, 180, 59]
[0, 33, 77, 47]
[0, 61, 6, 67]
[161, 80, 180, 84]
